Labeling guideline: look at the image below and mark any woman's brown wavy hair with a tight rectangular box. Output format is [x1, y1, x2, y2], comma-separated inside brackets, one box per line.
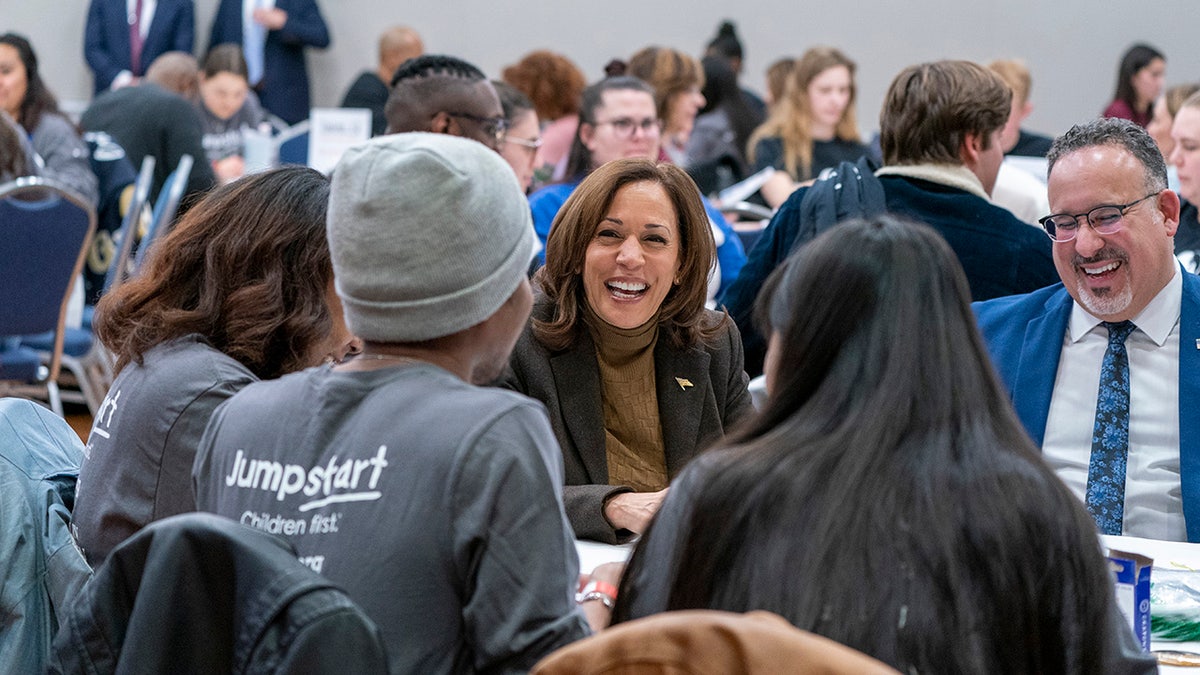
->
[95, 166, 335, 379]
[533, 158, 726, 351]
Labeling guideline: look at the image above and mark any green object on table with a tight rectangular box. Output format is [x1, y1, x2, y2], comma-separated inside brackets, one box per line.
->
[1152, 614, 1200, 641]
[1151, 567, 1200, 641]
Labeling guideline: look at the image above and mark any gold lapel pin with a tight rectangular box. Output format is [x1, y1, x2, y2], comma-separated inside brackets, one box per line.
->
[675, 377, 694, 391]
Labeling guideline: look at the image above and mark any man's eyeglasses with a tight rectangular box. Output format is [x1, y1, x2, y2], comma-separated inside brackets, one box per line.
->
[447, 112, 510, 146]
[504, 135, 543, 152]
[593, 117, 661, 139]
[1038, 192, 1161, 242]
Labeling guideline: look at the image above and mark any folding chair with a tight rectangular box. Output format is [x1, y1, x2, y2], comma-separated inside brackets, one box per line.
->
[278, 127, 310, 166]
[100, 154, 156, 301]
[21, 156, 155, 414]
[0, 178, 96, 416]
[135, 153, 192, 269]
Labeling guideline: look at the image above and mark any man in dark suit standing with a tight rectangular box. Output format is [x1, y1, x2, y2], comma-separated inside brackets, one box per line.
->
[84, 0, 195, 95]
[208, 0, 330, 125]
[975, 118, 1200, 542]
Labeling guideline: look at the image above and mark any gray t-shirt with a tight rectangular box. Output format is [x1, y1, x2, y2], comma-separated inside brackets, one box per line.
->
[31, 112, 100, 206]
[74, 334, 256, 566]
[196, 92, 266, 163]
[193, 363, 589, 674]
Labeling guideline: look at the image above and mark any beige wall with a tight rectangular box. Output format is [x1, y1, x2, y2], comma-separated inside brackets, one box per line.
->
[5, 0, 1200, 138]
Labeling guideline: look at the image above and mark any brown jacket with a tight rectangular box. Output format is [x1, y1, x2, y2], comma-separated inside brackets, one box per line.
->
[532, 610, 901, 675]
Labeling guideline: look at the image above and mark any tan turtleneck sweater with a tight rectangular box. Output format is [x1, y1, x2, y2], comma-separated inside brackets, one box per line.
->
[584, 305, 668, 492]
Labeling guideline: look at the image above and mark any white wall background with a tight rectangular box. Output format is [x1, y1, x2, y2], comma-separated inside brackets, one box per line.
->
[4, 0, 1199, 139]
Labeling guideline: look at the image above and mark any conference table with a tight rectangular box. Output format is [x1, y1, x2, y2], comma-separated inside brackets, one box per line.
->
[576, 536, 1200, 670]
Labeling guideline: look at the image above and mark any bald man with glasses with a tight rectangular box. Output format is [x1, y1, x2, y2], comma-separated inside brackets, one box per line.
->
[976, 117, 1200, 543]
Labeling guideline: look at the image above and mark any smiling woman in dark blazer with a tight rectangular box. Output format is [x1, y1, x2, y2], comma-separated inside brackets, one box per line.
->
[502, 158, 752, 544]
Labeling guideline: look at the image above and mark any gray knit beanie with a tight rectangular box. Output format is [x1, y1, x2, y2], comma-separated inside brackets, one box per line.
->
[327, 133, 534, 342]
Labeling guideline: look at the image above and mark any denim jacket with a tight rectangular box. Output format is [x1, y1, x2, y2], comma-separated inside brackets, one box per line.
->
[0, 398, 92, 673]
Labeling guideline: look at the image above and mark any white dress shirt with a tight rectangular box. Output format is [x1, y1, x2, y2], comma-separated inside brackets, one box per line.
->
[1042, 267, 1184, 540]
[242, 0, 277, 16]
[109, 0, 158, 89]
[242, 0, 276, 86]
[992, 161, 1050, 227]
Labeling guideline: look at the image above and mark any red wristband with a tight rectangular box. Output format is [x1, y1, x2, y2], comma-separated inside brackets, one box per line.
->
[579, 579, 618, 601]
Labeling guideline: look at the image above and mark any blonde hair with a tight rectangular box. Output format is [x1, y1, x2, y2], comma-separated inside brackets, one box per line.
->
[987, 59, 1031, 107]
[1169, 85, 1200, 116]
[747, 47, 860, 180]
[765, 57, 796, 107]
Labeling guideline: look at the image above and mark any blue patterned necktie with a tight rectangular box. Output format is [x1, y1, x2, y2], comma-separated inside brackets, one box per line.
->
[1085, 320, 1136, 535]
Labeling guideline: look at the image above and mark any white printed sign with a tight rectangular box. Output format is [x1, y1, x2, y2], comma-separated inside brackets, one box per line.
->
[308, 108, 372, 173]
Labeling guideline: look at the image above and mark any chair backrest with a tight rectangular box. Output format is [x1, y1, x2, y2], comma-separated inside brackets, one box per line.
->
[102, 155, 155, 296]
[49, 513, 390, 674]
[278, 129, 310, 166]
[531, 610, 902, 675]
[0, 178, 96, 381]
[136, 154, 192, 269]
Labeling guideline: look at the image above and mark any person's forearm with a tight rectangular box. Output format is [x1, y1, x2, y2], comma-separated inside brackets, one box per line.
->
[580, 598, 613, 632]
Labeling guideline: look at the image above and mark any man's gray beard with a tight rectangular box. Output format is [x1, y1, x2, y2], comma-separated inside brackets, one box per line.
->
[1074, 278, 1133, 318]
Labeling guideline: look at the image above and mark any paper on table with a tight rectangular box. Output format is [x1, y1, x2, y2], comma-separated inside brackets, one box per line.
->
[575, 539, 634, 573]
[717, 167, 775, 205]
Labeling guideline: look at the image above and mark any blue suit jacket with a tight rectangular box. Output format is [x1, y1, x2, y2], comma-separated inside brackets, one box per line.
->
[209, 0, 330, 125]
[974, 270, 1200, 541]
[84, 0, 195, 94]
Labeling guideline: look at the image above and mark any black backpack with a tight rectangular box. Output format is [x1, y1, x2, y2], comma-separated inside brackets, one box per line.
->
[788, 155, 886, 248]
[719, 155, 886, 376]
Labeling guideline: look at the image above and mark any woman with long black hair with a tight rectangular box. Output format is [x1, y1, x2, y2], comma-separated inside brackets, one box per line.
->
[615, 215, 1154, 674]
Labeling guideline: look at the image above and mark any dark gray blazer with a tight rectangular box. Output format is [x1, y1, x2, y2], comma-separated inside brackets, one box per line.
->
[502, 300, 753, 543]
